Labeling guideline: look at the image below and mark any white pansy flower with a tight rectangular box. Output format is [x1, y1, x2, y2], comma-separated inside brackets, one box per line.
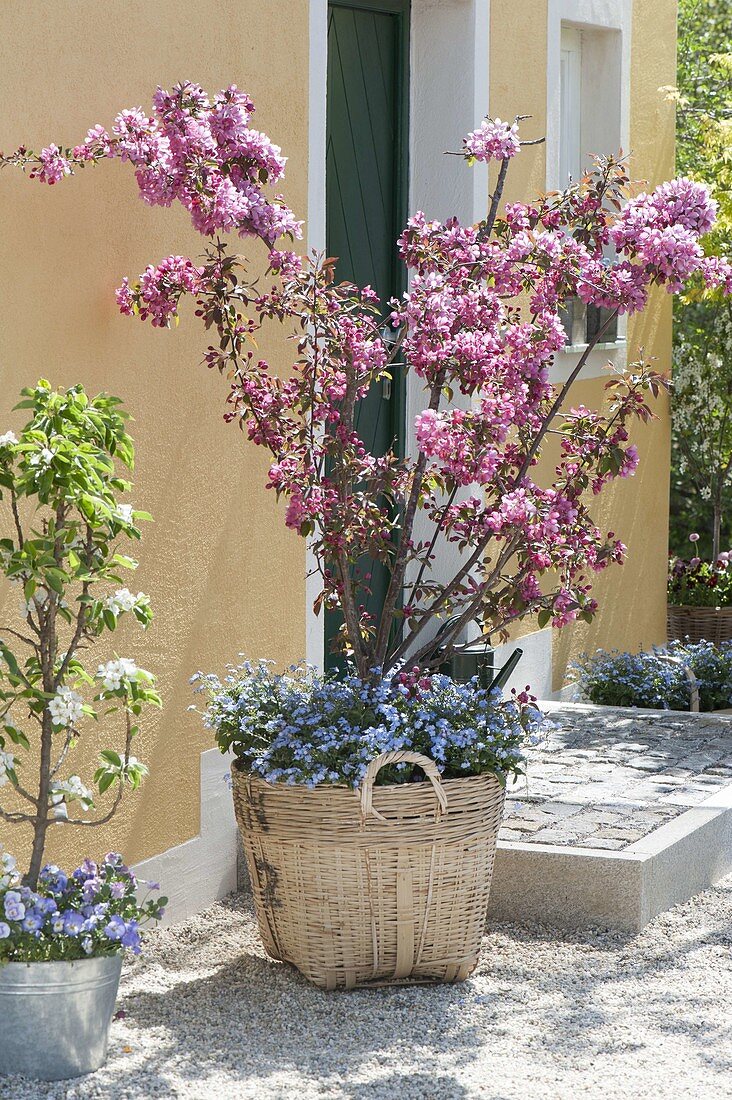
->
[0, 750, 15, 788]
[47, 686, 84, 728]
[97, 657, 138, 692]
[113, 504, 134, 525]
[0, 431, 17, 448]
[106, 588, 145, 615]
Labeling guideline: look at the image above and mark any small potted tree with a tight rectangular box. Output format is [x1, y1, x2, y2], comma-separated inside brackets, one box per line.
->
[4, 84, 730, 989]
[0, 381, 164, 1080]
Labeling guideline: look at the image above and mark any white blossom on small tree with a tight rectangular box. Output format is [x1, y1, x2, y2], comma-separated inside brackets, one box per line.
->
[0, 381, 160, 886]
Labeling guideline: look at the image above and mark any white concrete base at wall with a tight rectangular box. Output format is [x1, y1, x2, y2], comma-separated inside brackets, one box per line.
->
[488, 782, 732, 932]
[491, 628, 554, 699]
[133, 748, 239, 926]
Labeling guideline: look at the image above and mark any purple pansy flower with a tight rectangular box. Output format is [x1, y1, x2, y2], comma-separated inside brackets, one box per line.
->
[74, 858, 98, 881]
[103, 914, 126, 942]
[4, 891, 25, 921]
[82, 877, 102, 903]
[22, 908, 45, 934]
[40, 865, 69, 895]
[62, 910, 84, 936]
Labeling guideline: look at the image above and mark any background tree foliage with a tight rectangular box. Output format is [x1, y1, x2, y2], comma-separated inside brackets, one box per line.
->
[670, 0, 732, 558]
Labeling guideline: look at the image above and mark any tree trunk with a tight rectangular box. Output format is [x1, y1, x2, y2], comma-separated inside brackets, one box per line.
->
[23, 713, 53, 888]
[713, 489, 723, 562]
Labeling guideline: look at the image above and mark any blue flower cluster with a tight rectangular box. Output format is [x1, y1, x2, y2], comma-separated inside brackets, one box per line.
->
[195, 661, 542, 788]
[573, 640, 732, 711]
[0, 851, 166, 964]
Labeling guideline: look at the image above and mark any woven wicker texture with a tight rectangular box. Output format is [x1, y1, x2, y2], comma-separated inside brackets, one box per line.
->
[667, 605, 732, 645]
[232, 750, 505, 990]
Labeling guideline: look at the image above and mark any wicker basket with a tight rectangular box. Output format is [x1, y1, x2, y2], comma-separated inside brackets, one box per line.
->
[232, 749, 505, 990]
[667, 604, 732, 645]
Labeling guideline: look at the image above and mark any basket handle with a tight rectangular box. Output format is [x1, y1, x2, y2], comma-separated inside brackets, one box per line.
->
[359, 750, 448, 824]
[653, 654, 700, 712]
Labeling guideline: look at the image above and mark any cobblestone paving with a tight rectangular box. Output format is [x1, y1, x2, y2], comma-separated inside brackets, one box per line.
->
[500, 703, 732, 850]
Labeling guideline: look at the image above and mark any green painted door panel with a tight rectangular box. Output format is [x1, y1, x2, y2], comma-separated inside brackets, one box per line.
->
[325, 0, 409, 670]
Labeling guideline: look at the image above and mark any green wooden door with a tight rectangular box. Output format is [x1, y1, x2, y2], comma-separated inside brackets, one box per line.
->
[325, 0, 409, 670]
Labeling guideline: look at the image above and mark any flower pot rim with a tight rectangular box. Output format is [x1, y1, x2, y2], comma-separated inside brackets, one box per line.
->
[230, 758, 505, 792]
[667, 602, 732, 612]
[1, 952, 123, 969]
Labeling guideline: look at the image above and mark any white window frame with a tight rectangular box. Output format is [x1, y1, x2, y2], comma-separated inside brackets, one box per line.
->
[547, 0, 632, 380]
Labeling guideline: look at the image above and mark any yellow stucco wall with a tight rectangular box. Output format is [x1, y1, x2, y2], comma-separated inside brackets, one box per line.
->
[490, 0, 676, 690]
[0, 1, 678, 871]
[0, 1, 309, 867]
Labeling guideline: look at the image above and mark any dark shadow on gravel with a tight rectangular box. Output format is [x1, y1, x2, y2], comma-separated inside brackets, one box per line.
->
[111, 880, 732, 1096]
[112, 976, 487, 1097]
[105, 902, 493, 1099]
[5, 883, 729, 1099]
[348, 1071, 471, 1099]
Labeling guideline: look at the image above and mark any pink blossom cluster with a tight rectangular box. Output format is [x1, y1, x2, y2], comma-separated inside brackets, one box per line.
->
[30, 144, 72, 185]
[415, 408, 501, 486]
[6, 99, 732, 677]
[699, 255, 732, 294]
[116, 256, 203, 327]
[609, 178, 717, 289]
[12, 81, 302, 249]
[463, 117, 521, 162]
[110, 124, 731, 650]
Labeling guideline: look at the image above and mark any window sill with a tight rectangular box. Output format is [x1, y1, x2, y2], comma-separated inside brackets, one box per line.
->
[561, 340, 626, 355]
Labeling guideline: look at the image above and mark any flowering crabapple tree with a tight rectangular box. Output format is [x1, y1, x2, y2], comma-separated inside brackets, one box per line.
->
[3, 83, 731, 685]
[0, 382, 160, 887]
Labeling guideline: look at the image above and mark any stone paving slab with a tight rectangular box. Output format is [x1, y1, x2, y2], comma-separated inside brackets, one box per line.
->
[500, 702, 732, 850]
[489, 703, 732, 931]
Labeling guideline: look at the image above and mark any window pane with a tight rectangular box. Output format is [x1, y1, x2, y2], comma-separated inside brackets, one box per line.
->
[586, 304, 618, 343]
[560, 26, 582, 185]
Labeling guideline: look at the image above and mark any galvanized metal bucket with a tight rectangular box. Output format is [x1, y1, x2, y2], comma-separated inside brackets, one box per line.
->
[0, 954, 123, 1081]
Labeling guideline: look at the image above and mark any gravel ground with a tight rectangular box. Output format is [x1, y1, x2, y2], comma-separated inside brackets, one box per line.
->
[4, 876, 732, 1100]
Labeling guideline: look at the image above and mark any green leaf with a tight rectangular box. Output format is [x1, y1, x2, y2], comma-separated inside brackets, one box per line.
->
[5, 725, 30, 750]
[0, 643, 22, 680]
[44, 568, 66, 594]
[97, 772, 116, 794]
[112, 554, 138, 570]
